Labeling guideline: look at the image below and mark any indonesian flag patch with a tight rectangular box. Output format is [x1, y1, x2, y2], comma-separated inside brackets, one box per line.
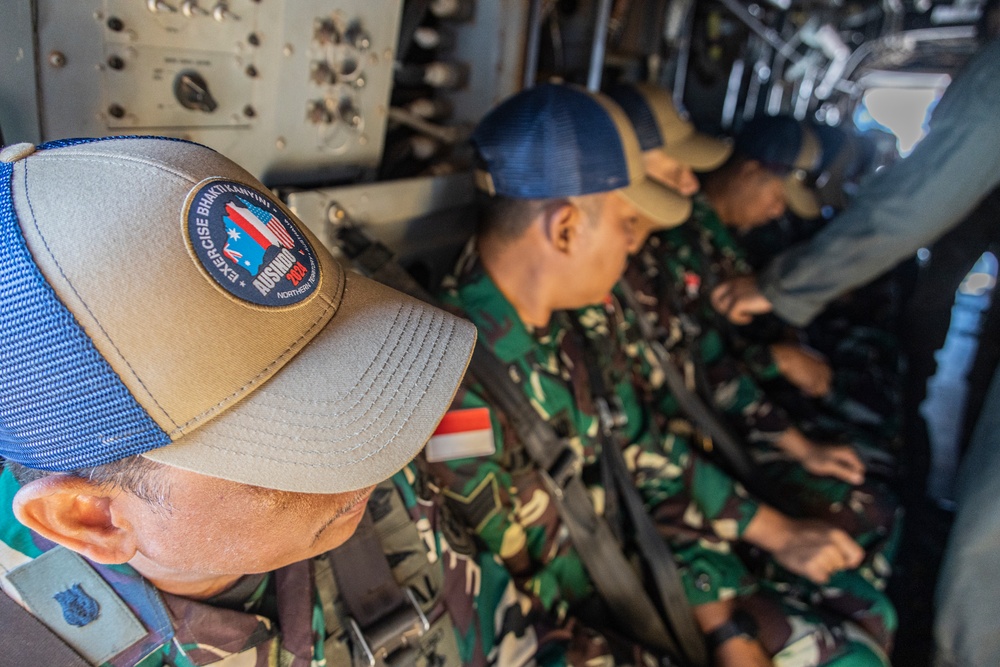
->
[425, 408, 496, 462]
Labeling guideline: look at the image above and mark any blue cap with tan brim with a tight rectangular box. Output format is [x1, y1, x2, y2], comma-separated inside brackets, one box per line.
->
[735, 115, 823, 219]
[608, 83, 733, 172]
[471, 83, 692, 228]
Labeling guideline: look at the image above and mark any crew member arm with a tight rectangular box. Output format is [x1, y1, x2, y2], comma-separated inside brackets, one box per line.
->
[759, 39, 1000, 326]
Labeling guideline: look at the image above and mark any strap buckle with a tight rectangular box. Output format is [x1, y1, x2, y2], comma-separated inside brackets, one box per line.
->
[595, 396, 628, 436]
[541, 446, 581, 499]
[347, 588, 430, 667]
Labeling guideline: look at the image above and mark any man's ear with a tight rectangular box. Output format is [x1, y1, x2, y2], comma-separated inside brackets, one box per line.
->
[738, 159, 762, 178]
[12, 476, 138, 565]
[739, 159, 773, 185]
[542, 200, 579, 255]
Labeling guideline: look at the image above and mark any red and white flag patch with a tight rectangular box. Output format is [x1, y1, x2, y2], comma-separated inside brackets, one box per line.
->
[425, 408, 496, 462]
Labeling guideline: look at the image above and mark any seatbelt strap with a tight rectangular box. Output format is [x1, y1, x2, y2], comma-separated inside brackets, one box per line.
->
[328, 512, 429, 667]
[568, 321, 706, 666]
[471, 346, 688, 662]
[328, 511, 429, 667]
[334, 225, 688, 663]
[617, 281, 761, 486]
[0, 589, 90, 667]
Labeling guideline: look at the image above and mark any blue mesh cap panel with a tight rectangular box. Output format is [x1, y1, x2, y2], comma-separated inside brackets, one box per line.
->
[607, 85, 663, 152]
[734, 115, 803, 175]
[0, 157, 171, 471]
[470, 84, 630, 199]
[810, 123, 848, 172]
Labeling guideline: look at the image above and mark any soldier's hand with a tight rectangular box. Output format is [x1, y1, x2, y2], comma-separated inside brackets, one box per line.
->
[800, 442, 866, 485]
[770, 343, 832, 397]
[772, 520, 864, 585]
[710, 276, 772, 324]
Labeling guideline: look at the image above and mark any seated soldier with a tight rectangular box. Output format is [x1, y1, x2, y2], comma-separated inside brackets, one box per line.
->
[696, 115, 902, 455]
[0, 137, 480, 666]
[428, 83, 890, 667]
[735, 121, 904, 448]
[606, 85, 874, 485]
[602, 83, 898, 651]
[605, 85, 900, 571]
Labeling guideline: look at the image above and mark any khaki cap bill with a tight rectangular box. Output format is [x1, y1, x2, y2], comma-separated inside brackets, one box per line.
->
[637, 84, 733, 171]
[594, 91, 694, 228]
[10, 137, 475, 493]
[782, 125, 822, 219]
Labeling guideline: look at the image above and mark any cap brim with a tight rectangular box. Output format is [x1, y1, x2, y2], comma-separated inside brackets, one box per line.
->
[783, 177, 821, 219]
[620, 177, 693, 229]
[663, 133, 733, 172]
[145, 270, 476, 493]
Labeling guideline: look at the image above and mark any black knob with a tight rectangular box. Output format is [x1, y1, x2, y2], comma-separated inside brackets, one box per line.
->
[173, 71, 218, 112]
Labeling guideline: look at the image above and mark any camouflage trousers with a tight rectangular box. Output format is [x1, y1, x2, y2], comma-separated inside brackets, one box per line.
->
[750, 449, 903, 591]
[534, 570, 894, 667]
[632, 435, 897, 666]
[743, 581, 893, 667]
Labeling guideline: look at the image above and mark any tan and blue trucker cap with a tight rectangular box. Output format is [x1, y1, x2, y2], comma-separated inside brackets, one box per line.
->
[471, 83, 692, 228]
[0, 137, 476, 493]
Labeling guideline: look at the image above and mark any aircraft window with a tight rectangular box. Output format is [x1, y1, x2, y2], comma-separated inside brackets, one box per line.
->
[854, 72, 951, 155]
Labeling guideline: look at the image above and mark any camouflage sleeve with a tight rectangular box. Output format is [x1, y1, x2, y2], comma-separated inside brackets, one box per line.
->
[625, 428, 761, 542]
[622, 426, 761, 605]
[427, 382, 594, 614]
[601, 300, 764, 544]
[740, 341, 782, 381]
[698, 329, 792, 444]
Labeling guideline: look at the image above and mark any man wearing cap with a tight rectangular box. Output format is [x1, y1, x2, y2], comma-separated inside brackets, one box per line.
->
[605, 86, 882, 486]
[0, 137, 486, 665]
[590, 85, 899, 659]
[704, 30, 1000, 667]
[427, 83, 889, 667]
[674, 116, 899, 463]
[605, 87, 893, 500]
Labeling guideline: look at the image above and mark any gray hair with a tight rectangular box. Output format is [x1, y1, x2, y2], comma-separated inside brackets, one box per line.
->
[6, 456, 171, 510]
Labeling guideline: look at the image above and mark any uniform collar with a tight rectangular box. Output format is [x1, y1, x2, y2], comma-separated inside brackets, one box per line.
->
[441, 249, 563, 364]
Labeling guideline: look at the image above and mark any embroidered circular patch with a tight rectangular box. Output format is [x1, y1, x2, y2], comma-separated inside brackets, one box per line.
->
[185, 179, 319, 307]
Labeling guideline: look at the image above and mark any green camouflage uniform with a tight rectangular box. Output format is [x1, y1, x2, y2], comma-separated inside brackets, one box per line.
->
[433, 247, 894, 665]
[0, 466, 536, 667]
[739, 219, 905, 447]
[653, 199, 900, 450]
[629, 198, 901, 585]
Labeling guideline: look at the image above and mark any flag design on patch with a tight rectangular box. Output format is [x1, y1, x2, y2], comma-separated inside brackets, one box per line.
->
[222, 199, 294, 276]
[425, 407, 496, 462]
[239, 197, 295, 249]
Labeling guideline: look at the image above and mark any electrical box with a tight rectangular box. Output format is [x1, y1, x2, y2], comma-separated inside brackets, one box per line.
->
[2, 0, 404, 185]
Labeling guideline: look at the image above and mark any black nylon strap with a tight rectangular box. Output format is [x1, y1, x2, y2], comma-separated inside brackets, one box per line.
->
[336, 226, 687, 662]
[567, 320, 707, 667]
[0, 588, 89, 667]
[329, 512, 410, 629]
[617, 281, 760, 485]
[328, 512, 428, 667]
[602, 432, 708, 666]
[471, 346, 688, 662]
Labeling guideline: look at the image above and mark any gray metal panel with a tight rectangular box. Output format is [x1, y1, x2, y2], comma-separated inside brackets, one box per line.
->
[24, 0, 402, 184]
[285, 172, 476, 289]
[0, 1, 42, 144]
[447, 0, 530, 124]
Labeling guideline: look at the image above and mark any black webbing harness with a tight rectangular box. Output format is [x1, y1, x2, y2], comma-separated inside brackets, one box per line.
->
[337, 226, 707, 666]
